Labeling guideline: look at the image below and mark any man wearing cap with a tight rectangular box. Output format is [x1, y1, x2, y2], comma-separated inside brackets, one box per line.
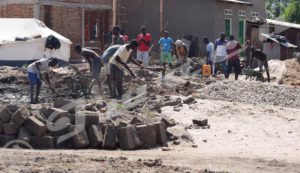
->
[174, 39, 189, 75]
[109, 40, 143, 100]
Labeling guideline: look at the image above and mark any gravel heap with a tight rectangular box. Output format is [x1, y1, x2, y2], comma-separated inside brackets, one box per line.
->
[197, 80, 300, 108]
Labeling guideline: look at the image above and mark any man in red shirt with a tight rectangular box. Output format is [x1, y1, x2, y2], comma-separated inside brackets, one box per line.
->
[136, 26, 152, 67]
[226, 35, 244, 80]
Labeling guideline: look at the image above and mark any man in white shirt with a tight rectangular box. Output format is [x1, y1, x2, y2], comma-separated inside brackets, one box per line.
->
[214, 32, 228, 77]
[109, 40, 142, 100]
[27, 57, 58, 104]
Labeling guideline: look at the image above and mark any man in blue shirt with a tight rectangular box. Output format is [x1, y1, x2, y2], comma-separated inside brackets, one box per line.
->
[102, 45, 121, 96]
[158, 31, 173, 66]
[158, 31, 174, 81]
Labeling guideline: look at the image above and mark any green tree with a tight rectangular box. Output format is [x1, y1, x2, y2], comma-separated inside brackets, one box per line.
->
[284, 0, 300, 23]
[266, 0, 290, 19]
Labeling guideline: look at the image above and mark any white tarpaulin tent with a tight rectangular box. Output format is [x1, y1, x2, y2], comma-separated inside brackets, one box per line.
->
[0, 18, 72, 64]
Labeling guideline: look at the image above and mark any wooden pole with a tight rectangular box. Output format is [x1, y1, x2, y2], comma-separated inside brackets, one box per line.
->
[113, 0, 117, 26]
[160, 0, 163, 31]
[33, 0, 40, 19]
[81, 0, 85, 47]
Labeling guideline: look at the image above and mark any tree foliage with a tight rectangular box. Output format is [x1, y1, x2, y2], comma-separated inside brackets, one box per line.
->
[266, 0, 290, 19]
[284, 0, 300, 23]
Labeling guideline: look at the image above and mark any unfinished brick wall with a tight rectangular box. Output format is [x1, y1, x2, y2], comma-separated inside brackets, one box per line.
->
[0, 4, 34, 18]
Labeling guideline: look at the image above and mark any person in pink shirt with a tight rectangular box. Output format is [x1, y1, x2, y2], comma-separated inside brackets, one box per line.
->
[136, 26, 152, 67]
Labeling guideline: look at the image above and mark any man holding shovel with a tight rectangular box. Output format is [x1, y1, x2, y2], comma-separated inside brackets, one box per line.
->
[109, 40, 143, 100]
[27, 57, 58, 104]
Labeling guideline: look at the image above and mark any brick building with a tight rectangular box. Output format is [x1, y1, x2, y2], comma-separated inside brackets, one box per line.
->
[0, 0, 114, 59]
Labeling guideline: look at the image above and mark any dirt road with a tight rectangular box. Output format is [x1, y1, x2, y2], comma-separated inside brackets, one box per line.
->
[1, 98, 300, 173]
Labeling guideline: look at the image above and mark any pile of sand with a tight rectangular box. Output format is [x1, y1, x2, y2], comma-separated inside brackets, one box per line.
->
[283, 58, 300, 86]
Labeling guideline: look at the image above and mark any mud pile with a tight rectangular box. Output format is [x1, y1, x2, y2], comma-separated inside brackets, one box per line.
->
[283, 58, 300, 86]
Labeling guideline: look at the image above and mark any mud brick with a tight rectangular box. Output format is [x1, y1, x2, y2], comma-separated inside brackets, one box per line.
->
[85, 103, 97, 112]
[76, 111, 100, 126]
[30, 136, 55, 149]
[129, 116, 143, 125]
[29, 104, 43, 110]
[0, 120, 3, 134]
[118, 125, 142, 150]
[54, 136, 72, 149]
[53, 99, 76, 113]
[18, 127, 31, 142]
[3, 122, 18, 135]
[152, 122, 167, 146]
[98, 123, 107, 134]
[0, 107, 13, 123]
[69, 113, 76, 125]
[31, 110, 47, 124]
[11, 106, 30, 127]
[68, 125, 90, 149]
[183, 96, 195, 104]
[24, 116, 46, 136]
[136, 124, 157, 149]
[47, 122, 70, 136]
[46, 108, 69, 122]
[88, 125, 103, 148]
[40, 107, 51, 118]
[161, 118, 176, 128]
[102, 125, 117, 149]
[0, 135, 16, 147]
[192, 119, 208, 127]
[6, 104, 19, 114]
[163, 98, 181, 107]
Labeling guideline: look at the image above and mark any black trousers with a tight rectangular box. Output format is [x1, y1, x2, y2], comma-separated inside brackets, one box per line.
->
[110, 64, 124, 99]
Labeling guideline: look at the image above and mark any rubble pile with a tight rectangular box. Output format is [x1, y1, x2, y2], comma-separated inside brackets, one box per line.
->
[0, 99, 169, 150]
[197, 80, 300, 108]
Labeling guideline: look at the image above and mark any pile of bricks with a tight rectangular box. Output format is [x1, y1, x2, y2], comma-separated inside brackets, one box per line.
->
[0, 99, 168, 150]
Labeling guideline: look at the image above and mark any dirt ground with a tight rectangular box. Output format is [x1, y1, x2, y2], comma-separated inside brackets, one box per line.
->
[0, 60, 300, 173]
[0, 96, 300, 172]
[1, 97, 300, 173]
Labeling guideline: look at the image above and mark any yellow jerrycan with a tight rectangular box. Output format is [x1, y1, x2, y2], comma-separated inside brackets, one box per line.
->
[202, 64, 212, 77]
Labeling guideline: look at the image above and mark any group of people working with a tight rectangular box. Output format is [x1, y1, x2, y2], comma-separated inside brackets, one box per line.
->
[203, 32, 270, 81]
[27, 26, 270, 104]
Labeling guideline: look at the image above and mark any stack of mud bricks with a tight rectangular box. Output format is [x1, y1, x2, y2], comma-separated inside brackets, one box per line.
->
[0, 99, 168, 150]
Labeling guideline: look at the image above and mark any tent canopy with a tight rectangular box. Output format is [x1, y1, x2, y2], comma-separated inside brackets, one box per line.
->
[0, 18, 71, 44]
[0, 18, 72, 63]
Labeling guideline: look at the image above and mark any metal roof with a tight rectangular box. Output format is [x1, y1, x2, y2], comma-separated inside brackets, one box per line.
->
[261, 33, 298, 48]
[218, 0, 253, 6]
[266, 19, 300, 30]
